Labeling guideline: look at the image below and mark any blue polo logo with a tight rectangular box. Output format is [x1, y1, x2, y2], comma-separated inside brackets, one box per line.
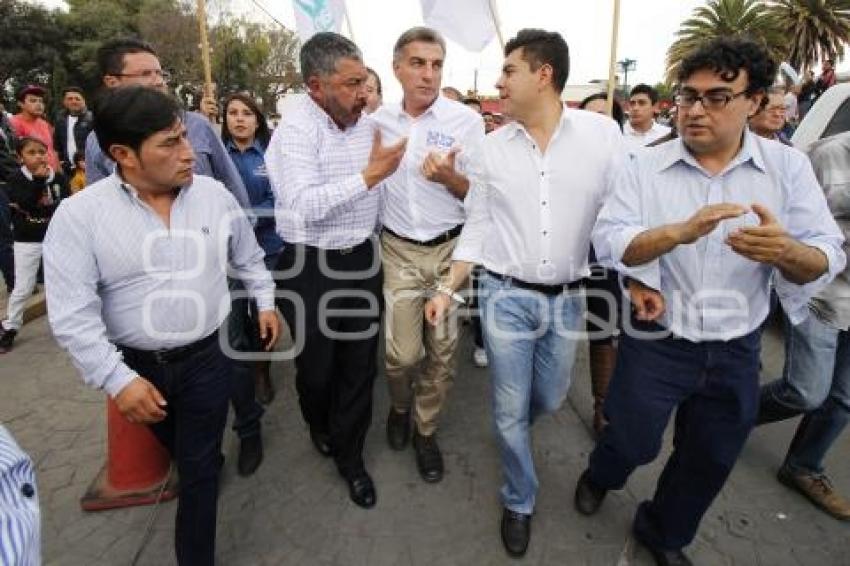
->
[426, 130, 455, 150]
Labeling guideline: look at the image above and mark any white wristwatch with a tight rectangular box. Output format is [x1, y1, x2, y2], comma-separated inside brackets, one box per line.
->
[436, 284, 466, 305]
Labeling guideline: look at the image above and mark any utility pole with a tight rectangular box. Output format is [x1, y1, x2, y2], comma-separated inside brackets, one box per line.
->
[618, 58, 636, 98]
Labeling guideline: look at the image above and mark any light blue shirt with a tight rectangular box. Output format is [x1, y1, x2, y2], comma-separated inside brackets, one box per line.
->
[593, 131, 846, 342]
[85, 111, 252, 213]
[43, 173, 275, 397]
[0, 426, 39, 566]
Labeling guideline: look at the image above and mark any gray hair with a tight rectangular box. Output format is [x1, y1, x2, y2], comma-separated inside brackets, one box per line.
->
[300, 32, 362, 81]
[393, 27, 446, 63]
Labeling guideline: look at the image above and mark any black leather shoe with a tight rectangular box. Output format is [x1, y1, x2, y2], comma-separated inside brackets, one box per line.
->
[633, 531, 693, 566]
[500, 508, 531, 558]
[237, 435, 263, 476]
[413, 431, 443, 483]
[346, 472, 377, 509]
[309, 427, 332, 457]
[574, 469, 607, 515]
[386, 409, 411, 451]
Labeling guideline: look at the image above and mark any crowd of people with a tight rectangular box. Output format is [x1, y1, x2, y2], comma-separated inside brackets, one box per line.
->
[0, 23, 848, 566]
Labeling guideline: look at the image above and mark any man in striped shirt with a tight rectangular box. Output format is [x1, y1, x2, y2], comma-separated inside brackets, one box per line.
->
[266, 32, 405, 509]
[0, 425, 40, 566]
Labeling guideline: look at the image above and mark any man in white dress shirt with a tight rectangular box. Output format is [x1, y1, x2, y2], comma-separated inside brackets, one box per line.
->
[424, 29, 625, 557]
[371, 27, 484, 484]
[624, 84, 672, 150]
[43, 87, 279, 566]
[265, 32, 405, 509]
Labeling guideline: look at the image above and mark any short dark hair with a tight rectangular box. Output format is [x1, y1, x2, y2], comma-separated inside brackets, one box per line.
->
[15, 136, 47, 155]
[300, 32, 361, 82]
[578, 92, 625, 129]
[366, 67, 383, 96]
[221, 92, 271, 149]
[97, 37, 158, 79]
[393, 27, 446, 63]
[92, 86, 182, 155]
[677, 37, 776, 98]
[504, 29, 570, 92]
[62, 86, 85, 97]
[629, 83, 659, 105]
[72, 150, 85, 165]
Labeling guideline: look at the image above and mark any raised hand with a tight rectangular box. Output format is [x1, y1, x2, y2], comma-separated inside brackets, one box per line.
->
[363, 129, 407, 189]
[726, 203, 792, 265]
[674, 203, 748, 245]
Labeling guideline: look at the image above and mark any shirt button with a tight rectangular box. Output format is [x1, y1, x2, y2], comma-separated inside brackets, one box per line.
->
[541, 201, 547, 206]
[21, 483, 34, 498]
[542, 230, 548, 235]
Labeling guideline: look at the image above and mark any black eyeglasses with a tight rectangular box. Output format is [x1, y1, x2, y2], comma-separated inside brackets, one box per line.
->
[115, 69, 172, 82]
[675, 89, 748, 111]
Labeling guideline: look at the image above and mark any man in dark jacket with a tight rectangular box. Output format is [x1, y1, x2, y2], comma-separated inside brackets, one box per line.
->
[53, 87, 93, 176]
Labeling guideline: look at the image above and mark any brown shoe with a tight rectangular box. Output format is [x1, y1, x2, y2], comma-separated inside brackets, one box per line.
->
[778, 466, 850, 521]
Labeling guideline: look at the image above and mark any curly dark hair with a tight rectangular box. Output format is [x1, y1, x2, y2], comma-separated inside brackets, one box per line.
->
[504, 29, 570, 92]
[677, 36, 776, 97]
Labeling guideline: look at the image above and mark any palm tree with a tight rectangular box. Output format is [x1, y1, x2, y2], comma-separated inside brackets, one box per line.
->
[665, 0, 786, 83]
[769, 0, 850, 71]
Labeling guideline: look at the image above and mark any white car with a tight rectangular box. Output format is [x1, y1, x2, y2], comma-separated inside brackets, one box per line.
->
[792, 83, 850, 151]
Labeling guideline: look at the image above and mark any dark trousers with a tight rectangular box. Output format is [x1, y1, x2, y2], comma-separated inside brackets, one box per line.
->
[276, 239, 382, 478]
[588, 322, 761, 550]
[120, 335, 232, 566]
[227, 279, 264, 439]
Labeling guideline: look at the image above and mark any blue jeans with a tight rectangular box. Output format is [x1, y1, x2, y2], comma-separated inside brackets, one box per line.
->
[479, 272, 583, 514]
[588, 322, 761, 550]
[760, 312, 850, 474]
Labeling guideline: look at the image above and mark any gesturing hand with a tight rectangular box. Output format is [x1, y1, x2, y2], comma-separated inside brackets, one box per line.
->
[726, 203, 792, 266]
[422, 147, 460, 186]
[674, 203, 748, 245]
[114, 376, 167, 424]
[363, 129, 407, 189]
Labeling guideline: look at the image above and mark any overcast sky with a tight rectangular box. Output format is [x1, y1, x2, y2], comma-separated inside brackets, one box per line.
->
[32, 0, 848, 102]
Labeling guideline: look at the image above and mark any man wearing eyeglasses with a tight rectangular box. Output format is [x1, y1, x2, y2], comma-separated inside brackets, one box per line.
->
[574, 37, 845, 566]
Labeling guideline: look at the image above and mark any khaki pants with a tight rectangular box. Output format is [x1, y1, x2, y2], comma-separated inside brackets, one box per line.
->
[382, 232, 459, 436]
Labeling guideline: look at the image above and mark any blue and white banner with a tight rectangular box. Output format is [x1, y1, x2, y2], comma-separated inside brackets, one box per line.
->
[292, 0, 347, 43]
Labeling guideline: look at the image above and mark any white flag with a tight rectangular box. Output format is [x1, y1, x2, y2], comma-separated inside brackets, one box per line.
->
[420, 0, 496, 52]
[292, 0, 347, 43]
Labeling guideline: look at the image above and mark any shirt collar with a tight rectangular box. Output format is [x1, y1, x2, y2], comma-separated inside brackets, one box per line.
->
[657, 129, 766, 175]
[394, 95, 445, 121]
[506, 106, 571, 142]
[20, 165, 54, 183]
[226, 137, 264, 154]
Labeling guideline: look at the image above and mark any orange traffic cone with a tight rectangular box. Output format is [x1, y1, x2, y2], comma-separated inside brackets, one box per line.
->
[80, 398, 178, 511]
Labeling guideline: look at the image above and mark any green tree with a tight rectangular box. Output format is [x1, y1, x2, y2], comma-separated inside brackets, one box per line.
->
[769, 0, 850, 71]
[0, 0, 67, 111]
[665, 0, 786, 83]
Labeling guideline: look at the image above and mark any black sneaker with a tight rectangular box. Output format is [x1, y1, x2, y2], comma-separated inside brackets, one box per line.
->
[0, 329, 17, 354]
[237, 435, 263, 476]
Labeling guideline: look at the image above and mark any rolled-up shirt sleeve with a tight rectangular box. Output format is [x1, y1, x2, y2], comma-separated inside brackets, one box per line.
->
[453, 144, 489, 264]
[774, 153, 846, 324]
[266, 121, 369, 224]
[592, 154, 662, 290]
[43, 202, 137, 398]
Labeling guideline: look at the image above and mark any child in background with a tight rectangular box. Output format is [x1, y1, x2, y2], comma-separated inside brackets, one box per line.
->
[69, 150, 86, 194]
[0, 137, 69, 353]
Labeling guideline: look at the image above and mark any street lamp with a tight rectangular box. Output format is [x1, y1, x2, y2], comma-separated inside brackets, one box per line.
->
[618, 58, 637, 98]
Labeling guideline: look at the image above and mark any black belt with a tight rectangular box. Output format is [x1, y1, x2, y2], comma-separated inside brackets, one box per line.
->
[485, 269, 583, 296]
[119, 330, 219, 365]
[383, 224, 463, 247]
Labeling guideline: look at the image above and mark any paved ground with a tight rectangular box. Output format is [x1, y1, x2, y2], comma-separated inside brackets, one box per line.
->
[1, 304, 849, 565]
